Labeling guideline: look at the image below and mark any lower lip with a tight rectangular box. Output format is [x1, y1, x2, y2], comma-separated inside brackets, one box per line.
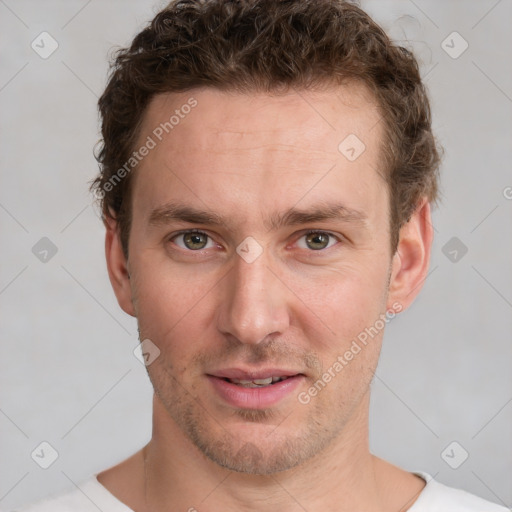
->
[207, 375, 304, 409]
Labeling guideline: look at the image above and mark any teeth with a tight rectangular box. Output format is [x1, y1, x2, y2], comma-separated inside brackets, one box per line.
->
[228, 376, 289, 387]
[252, 377, 273, 385]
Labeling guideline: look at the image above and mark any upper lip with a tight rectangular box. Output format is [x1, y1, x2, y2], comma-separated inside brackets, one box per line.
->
[208, 368, 304, 380]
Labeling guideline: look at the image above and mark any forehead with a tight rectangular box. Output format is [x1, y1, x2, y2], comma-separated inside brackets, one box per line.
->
[132, 84, 387, 230]
[141, 83, 382, 149]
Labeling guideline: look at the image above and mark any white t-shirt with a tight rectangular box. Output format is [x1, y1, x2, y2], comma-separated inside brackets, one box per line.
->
[8, 471, 510, 512]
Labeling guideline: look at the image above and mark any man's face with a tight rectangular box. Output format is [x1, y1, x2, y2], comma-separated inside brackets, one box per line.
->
[119, 85, 400, 474]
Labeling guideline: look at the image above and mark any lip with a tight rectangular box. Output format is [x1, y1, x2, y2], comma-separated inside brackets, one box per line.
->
[208, 368, 303, 380]
[207, 373, 305, 409]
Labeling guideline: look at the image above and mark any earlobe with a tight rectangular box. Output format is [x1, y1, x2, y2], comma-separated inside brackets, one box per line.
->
[104, 217, 136, 317]
[387, 198, 434, 312]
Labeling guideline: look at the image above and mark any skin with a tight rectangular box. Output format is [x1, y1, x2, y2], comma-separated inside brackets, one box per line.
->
[99, 84, 433, 512]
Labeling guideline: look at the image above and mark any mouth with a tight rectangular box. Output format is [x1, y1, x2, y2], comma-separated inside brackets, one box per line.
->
[206, 369, 305, 409]
[219, 375, 293, 388]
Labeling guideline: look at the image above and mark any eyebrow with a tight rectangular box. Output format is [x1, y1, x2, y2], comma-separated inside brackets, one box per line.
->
[148, 201, 368, 231]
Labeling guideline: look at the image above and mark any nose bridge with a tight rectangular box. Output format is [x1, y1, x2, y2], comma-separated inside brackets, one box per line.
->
[217, 249, 290, 345]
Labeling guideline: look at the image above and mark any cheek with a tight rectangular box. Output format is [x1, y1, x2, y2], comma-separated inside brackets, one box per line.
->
[293, 268, 389, 407]
[290, 260, 390, 351]
[130, 250, 215, 349]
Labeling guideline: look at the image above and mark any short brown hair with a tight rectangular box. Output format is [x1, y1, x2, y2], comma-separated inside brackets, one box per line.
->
[91, 0, 441, 257]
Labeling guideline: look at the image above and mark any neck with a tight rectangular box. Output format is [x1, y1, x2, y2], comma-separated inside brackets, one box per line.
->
[143, 390, 392, 512]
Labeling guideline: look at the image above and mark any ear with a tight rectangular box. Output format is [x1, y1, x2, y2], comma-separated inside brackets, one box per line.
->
[104, 216, 136, 317]
[387, 198, 434, 312]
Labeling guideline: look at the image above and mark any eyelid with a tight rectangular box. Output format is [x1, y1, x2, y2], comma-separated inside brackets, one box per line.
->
[168, 228, 209, 240]
[302, 229, 342, 240]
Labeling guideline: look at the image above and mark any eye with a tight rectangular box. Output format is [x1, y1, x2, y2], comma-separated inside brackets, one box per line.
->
[171, 230, 216, 251]
[296, 231, 340, 251]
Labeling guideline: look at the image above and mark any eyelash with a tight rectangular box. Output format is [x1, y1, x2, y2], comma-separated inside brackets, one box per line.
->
[168, 229, 342, 253]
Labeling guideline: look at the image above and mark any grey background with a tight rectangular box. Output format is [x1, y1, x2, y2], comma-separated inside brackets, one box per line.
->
[0, 0, 511, 510]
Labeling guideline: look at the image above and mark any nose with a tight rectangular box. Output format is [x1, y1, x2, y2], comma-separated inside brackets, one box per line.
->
[216, 249, 291, 345]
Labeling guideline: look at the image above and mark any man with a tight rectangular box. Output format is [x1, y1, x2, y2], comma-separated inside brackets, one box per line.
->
[16, 0, 509, 511]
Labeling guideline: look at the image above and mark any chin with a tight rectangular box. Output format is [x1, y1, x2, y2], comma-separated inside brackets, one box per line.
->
[184, 411, 338, 475]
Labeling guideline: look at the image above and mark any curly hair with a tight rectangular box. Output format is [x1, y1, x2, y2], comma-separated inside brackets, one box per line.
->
[91, 0, 441, 257]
